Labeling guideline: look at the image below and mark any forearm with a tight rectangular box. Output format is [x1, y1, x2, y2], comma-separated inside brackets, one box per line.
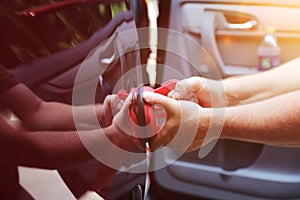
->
[222, 57, 300, 106]
[1, 121, 123, 169]
[30, 101, 75, 131]
[30, 101, 110, 131]
[32, 102, 101, 131]
[220, 90, 300, 147]
[1, 84, 107, 131]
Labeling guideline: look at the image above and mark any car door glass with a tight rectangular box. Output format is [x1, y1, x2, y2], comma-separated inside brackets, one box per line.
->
[0, 0, 129, 69]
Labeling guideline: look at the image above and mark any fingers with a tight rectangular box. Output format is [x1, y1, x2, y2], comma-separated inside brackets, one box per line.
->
[150, 100, 201, 151]
[169, 79, 191, 99]
[110, 94, 124, 116]
[104, 94, 123, 114]
[168, 77, 204, 103]
[143, 92, 179, 115]
[113, 94, 130, 122]
[143, 92, 180, 150]
[180, 76, 205, 92]
[112, 94, 133, 135]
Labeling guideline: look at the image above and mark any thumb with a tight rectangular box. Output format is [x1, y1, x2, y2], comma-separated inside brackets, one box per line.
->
[169, 77, 202, 102]
[168, 79, 189, 99]
[113, 94, 132, 134]
[110, 94, 123, 114]
[143, 92, 178, 114]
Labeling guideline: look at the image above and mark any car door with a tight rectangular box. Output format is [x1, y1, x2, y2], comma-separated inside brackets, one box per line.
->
[151, 0, 300, 200]
[1, 0, 149, 199]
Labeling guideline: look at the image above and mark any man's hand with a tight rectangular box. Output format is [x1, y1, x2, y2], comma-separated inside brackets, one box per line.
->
[143, 92, 211, 152]
[108, 94, 145, 151]
[168, 77, 224, 108]
[96, 94, 123, 128]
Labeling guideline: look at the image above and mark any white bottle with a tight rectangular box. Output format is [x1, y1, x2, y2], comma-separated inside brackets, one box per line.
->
[258, 27, 281, 71]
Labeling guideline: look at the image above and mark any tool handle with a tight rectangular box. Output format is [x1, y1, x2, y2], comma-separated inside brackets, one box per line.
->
[154, 79, 178, 96]
[116, 79, 178, 137]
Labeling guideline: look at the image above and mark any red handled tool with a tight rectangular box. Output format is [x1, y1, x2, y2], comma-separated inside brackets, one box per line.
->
[117, 79, 178, 140]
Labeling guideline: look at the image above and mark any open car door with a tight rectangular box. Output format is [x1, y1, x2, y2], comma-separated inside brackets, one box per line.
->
[2, 0, 148, 199]
[150, 0, 300, 200]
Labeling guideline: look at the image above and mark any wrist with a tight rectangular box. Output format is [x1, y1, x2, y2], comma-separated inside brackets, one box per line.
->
[200, 107, 227, 141]
[222, 78, 242, 107]
[199, 108, 211, 133]
[206, 79, 226, 108]
[106, 122, 141, 152]
[104, 124, 125, 148]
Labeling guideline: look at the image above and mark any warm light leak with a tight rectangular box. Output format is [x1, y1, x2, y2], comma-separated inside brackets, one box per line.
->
[145, 0, 159, 88]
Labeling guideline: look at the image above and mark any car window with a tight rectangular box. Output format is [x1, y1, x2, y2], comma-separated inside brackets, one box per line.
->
[0, 0, 129, 69]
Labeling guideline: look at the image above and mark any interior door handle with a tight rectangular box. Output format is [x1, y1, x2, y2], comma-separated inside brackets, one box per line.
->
[227, 20, 257, 30]
[207, 9, 258, 31]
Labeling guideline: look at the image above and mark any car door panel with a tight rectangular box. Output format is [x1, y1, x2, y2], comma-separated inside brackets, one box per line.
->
[12, 9, 135, 104]
[180, 2, 300, 77]
[155, 146, 300, 199]
[152, 1, 300, 199]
